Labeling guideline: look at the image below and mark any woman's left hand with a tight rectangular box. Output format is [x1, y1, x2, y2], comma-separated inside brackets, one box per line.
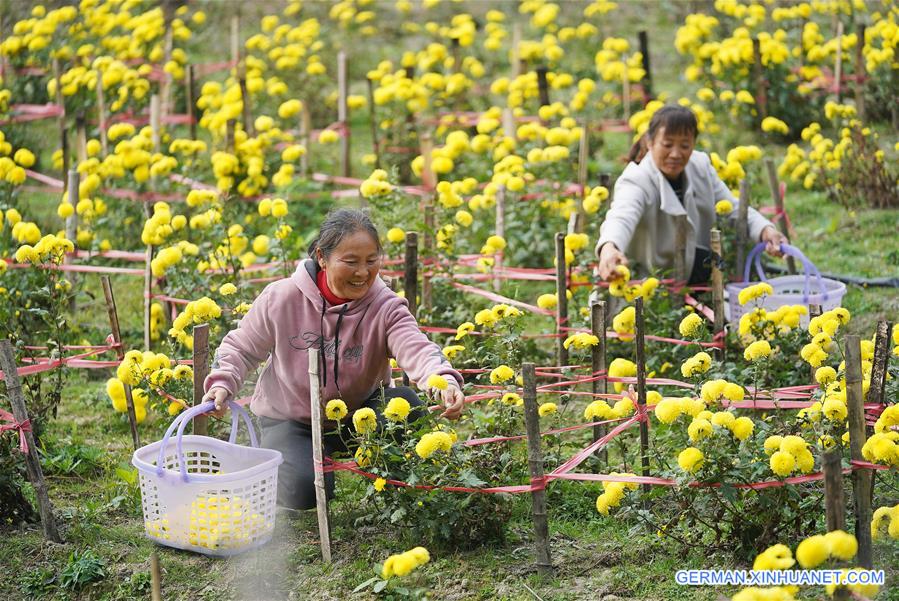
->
[760, 226, 788, 258]
[436, 385, 466, 420]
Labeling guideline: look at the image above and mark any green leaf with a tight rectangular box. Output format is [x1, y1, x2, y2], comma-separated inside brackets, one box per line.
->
[373, 579, 388, 593]
[352, 576, 380, 593]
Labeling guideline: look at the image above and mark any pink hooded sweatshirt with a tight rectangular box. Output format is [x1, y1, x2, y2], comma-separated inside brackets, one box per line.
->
[204, 259, 462, 424]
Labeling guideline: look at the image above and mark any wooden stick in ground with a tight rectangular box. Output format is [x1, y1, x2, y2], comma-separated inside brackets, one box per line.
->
[337, 50, 350, 178]
[0, 340, 63, 543]
[521, 362, 553, 575]
[634, 297, 651, 501]
[637, 30, 653, 100]
[536, 66, 550, 108]
[621, 68, 631, 122]
[230, 15, 240, 70]
[555, 233, 568, 370]
[101, 276, 140, 450]
[150, 550, 162, 601]
[366, 78, 380, 169]
[402, 232, 418, 387]
[511, 23, 523, 78]
[192, 324, 209, 436]
[95, 76, 108, 155]
[709, 229, 725, 339]
[591, 297, 607, 463]
[494, 186, 506, 292]
[764, 158, 797, 274]
[834, 21, 844, 104]
[736, 179, 750, 278]
[854, 24, 866, 123]
[238, 63, 253, 137]
[822, 448, 846, 531]
[185, 63, 197, 141]
[150, 94, 161, 152]
[808, 305, 822, 381]
[307, 349, 332, 562]
[143, 241, 153, 351]
[52, 58, 68, 179]
[752, 37, 767, 120]
[867, 320, 891, 406]
[574, 121, 589, 234]
[673, 214, 688, 284]
[845, 334, 873, 569]
[299, 105, 310, 178]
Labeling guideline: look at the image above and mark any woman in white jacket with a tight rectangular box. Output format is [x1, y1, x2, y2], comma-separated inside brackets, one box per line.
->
[595, 105, 786, 284]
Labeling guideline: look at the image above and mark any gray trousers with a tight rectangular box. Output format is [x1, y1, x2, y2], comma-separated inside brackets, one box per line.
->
[258, 386, 425, 510]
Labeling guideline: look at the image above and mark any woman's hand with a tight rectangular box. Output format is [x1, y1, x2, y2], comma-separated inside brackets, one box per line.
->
[431, 384, 466, 420]
[201, 387, 230, 419]
[760, 226, 788, 258]
[596, 243, 629, 280]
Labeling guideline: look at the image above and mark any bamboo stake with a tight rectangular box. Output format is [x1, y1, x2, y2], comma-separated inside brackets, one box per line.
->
[591, 297, 607, 463]
[834, 21, 844, 104]
[867, 321, 891, 406]
[494, 186, 506, 292]
[366, 78, 380, 169]
[150, 551, 162, 601]
[192, 324, 209, 436]
[752, 37, 767, 120]
[337, 50, 350, 178]
[808, 305, 822, 381]
[555, 233, 568, 369]
[536, 66, 550, 108]
[150, 94, 161, 152]
[822, 449, 846, 532]
[511, 24, 523, 78]
[637, 30, 653, 100]
[0, 340, 63, 543]
[238, 63, 253, 137]
[95, 77, 108, 156]
[51, 58, 68, 180]
[845, 335, 873, 569]
[764, 158, 796, 274]
[101, 276, 140, 450]
[308, 349, 332, 562]
[230, 15, 240, 71]
[185, 63, 197, 141]
[521, 362, 553, 575]
[854, 24, 866, 122]
[422, 204, 434, 312]
[736, 179, 750, 278]
[160, 4, 174, 120]
[574, 121, 589, 234]
[299, 105, 310, 178]
[634, 297, 651, 501]
[710, 229, 725, 338]
[622, 67, 631, 122]
[65, 170, 79, 254]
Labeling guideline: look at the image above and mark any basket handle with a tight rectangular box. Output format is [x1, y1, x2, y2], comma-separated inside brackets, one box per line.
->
[155, 399, 260, 482]
[743, 242, 827, 305]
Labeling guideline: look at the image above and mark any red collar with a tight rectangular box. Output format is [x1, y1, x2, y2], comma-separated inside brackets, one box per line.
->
[317, 269, 351, 305]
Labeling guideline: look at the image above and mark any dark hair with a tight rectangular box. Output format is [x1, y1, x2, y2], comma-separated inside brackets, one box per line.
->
[307, 208, 383, 259]
[647, 105, 698, 141]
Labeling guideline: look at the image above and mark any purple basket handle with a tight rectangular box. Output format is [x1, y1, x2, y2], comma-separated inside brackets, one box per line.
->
[155, 399, 259, 483]
[742, 242, 827, 305]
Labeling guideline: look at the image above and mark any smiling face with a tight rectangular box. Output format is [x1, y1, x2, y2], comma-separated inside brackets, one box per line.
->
[318, 230, 381, 300]
[648, 126, 696, 180]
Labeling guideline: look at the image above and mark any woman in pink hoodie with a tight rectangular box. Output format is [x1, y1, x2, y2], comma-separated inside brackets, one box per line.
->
[203, 209, 465, 510]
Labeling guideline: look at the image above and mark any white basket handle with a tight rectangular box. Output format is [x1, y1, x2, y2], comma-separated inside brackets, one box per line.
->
[743, 242, 827, 305]
[155, 399, 259, 482]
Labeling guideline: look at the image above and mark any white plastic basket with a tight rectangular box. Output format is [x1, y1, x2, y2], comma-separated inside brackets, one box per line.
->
[726, 242, 847, 328]
[132, 400, 283, 557]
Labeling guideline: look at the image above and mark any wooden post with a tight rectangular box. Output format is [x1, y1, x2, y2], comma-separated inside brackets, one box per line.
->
[511, 23, 523, 78]
[150, 551, 162, 601]
[192, 324, 209, 436]
[150, 94, 161, 152]
[752, 37, 767, 120]
[65, 170, 79, 250]
[854, 24, 866, 122]
[709, 229, 725, 339]
[555, 233, 568, 369]
[51, 58, 68, 179]
[591, 297, 607, 463]
[0, 340, 63, 543]
[143, 238, 153, 351]
[337, 50, 350, 178]
[101, 276, 140, 450]
[185, 64, 197, 141]
[673, 214, 688, 284]
[95, 77, 108, 156]
[634, 298, 651, 501]
[867, 321, 891, 406]
[834, 21, 844, 104]
[238, 64, 253, 137]
[422, 204, 434, 312]
[494, 186, 506, 292]
[230, 15, 240, 71]
[307, 349, 332, 562]
[764, 158, 796, 274]
[521, 362, 553, 575]
[536, 66, 550, 108]
[822, 449, 846, 531]
[808, 305, 822, 381]
[621, 68, 631, 122]
[225, 119, 235, 152]
[366, 77, 380, 169]
[299, 105, 310, 178]
[637, 30, 653, 100]
[736, 179, 750, 279]
[160, 3, 175, 120]
[574, 122, 589, 234]
[845, 335, 873, 569]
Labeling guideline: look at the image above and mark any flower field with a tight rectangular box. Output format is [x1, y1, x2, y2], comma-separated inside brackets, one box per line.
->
[0, 1, 897, 599]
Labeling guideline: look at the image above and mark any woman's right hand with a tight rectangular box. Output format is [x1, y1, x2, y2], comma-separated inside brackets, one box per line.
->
[596, 243, 629, 280]
[201, 387, 231, 419]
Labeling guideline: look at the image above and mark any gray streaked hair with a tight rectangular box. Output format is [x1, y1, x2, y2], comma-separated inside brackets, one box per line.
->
[307, 208, 382, 259]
